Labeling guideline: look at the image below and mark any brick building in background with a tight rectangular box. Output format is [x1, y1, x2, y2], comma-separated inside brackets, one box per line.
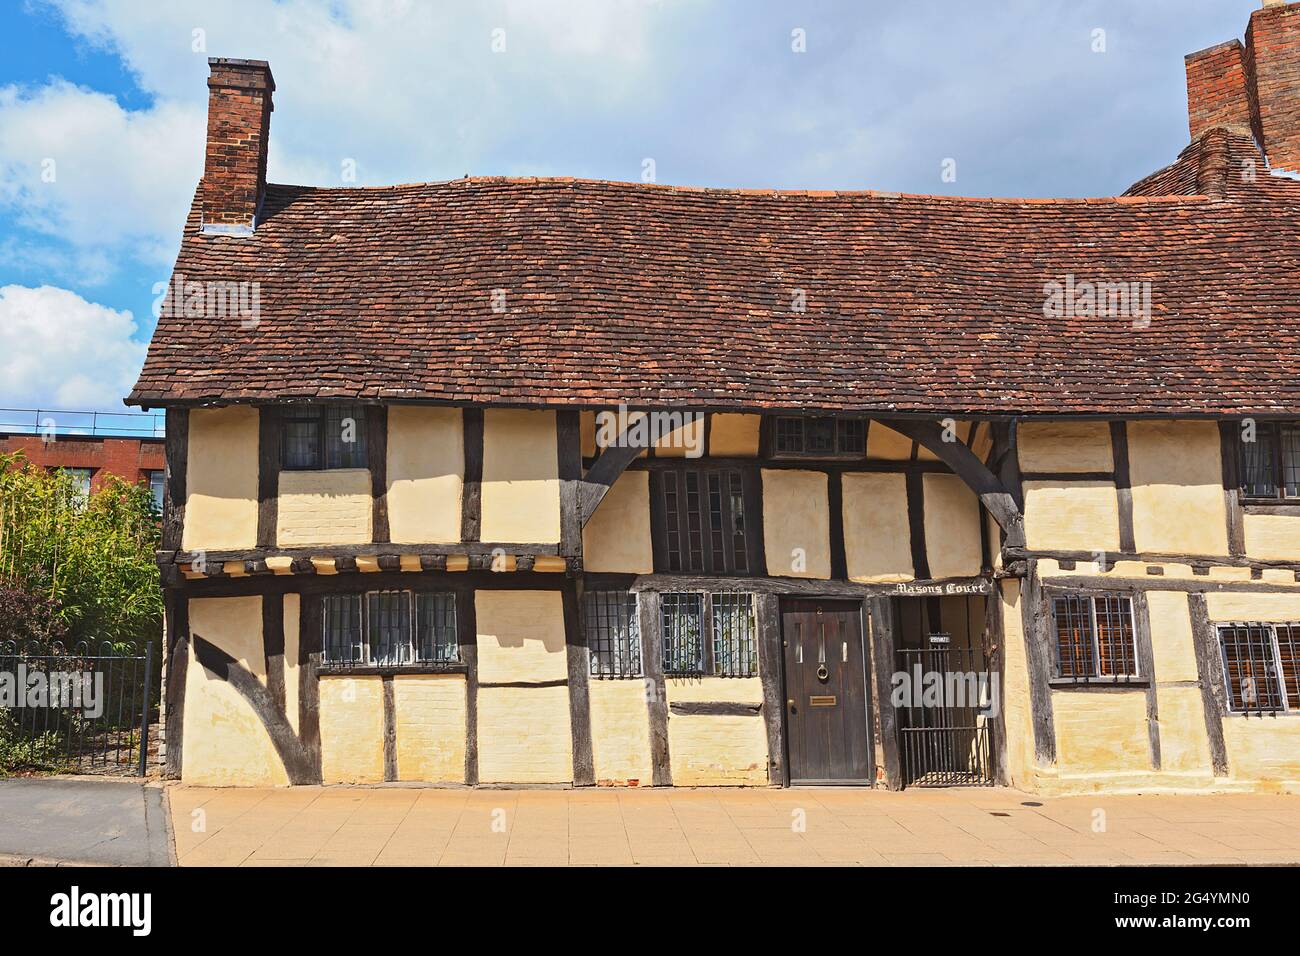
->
[0, 409, 166, 509]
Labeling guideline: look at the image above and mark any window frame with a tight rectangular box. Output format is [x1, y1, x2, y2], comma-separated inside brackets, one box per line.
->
[320, 589, 461, 672]
[649, 464, 758, 575]
[1049, 591, 1141, 685]
[583, 590, 642, 679]
[1217, 621, 1300, 715]
[281, 404, 369, 471]
[659, 590, 758, 679]
[770, 415, 867, 460]
[1238, 420, 1300, 502]
[145, 469, 165, 514]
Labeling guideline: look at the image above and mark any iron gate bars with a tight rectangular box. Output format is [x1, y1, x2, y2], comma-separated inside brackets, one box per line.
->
[894, 644, 993, 787]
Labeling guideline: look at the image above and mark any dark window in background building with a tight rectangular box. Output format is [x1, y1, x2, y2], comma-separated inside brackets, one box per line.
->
[147, 470, 165, 513]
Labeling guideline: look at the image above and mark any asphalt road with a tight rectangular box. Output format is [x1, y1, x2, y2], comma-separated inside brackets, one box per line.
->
[0, 778, 171, 866]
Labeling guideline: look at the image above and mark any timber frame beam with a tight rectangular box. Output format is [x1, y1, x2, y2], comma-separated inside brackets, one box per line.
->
[884, 418, 1026, 549]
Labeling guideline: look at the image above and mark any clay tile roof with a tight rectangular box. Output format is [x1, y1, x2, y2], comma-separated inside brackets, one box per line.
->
[130, 150, 1300, 416]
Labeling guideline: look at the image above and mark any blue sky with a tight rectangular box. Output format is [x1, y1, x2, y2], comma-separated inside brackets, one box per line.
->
[0, 0, 1263, 414]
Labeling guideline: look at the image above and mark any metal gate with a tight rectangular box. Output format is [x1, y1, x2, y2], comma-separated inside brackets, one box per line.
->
[895, 641, 993, 787]
[0, 639, 154, 776]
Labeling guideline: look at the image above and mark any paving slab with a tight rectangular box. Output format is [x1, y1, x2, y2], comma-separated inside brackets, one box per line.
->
[0, 777, 171, 866]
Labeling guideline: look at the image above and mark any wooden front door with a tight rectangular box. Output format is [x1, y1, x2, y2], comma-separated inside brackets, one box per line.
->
[781, 599, 872, 785]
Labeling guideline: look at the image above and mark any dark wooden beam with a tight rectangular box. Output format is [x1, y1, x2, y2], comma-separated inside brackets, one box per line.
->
[461, 408, 484, 543]
[162, 592, 189, 779]
[866, 598, 901, 790]
[382, 674, 397, 782]
[1188, 592, 1230, 776]
[1131, 591, 1161, 770]
[827, 470, 847, 581]
[578, 441, 644, 526]
[887, 418, 1026, 548]
[1110, 421, 1136, 554]
[669, 701, 762, 716]
[556, 411, 583, 558]
[458, 584, 479, 786]
[257, 406, 280, 548]
[1020, 565, 1057, 767]
[162, 408, 188, 553]
[297, 595, 322, 782]
[754, 593, 786, 786]
[368, 405, 390, 544]
[905, 470, 931, 581]
[263, 592, 285, 718]
[638, 590, 672, 786]
[1218, 421, 1247, 557]
[563, 580, 595, 786]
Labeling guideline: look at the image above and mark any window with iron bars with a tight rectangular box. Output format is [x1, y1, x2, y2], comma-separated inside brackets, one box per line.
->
[1218, 622, 1300, 714]
[282, 404, 369, 470]
[583, 591, 641, 679]
[660, 591, 757, 678]
[1051, 593, 1139, 681]
[1239, 421, 1300, 499]
[651, 466, 754, 574]
[322, 590, 458, 668]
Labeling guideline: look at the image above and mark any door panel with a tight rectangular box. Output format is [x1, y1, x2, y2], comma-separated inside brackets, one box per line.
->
[781, 599, 872, 784]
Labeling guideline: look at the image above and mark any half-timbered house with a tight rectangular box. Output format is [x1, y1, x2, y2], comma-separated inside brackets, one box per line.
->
[131, 2, 1300, 793]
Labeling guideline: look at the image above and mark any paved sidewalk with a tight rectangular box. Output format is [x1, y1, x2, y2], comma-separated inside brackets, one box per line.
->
[0, 778, 172, 866]
[169, 785, 1300, 866]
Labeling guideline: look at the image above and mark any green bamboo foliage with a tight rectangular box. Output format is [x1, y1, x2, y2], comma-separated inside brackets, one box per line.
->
[0, 452, 162, 649]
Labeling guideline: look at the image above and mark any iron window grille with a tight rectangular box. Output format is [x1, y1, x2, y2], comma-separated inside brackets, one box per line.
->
[1218, 622, 1300, 714]
[322, 590, 458, 668]
[1239, 421, 1300, 499]
[583, 591, 641, 678]
[661, 591, 757, 678]
[282, 404, 369, 470]
[772, 416, 866, 458]
[1051, 593, 1139, 681]
[652, 466, 754, 574]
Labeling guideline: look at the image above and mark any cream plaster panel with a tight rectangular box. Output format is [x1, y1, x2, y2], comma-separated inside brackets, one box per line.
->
[762, 469, 830, 579]
[665, 677, 763, 704]
[1052, 689, 1151, 774]
[651, 415, 705, 458]
[1018, 422, 1114, 473]
[589, 680, 653, 785]
[1128, 421, 1228, 556]
[708, 414, 761, 457]
[1144, 591, 1199, 683]
[582, 470, 654, 573]
[183, 406, 259, 551]
[1244, 513, 1300, 561]
[283, 593, 300, 736]
[669, 715, 768, 785]
[1023, 480, 1121, 553]
[481, 409, 561, 543]
[1155, 685, 1213, 774]
[475, 590, 568, 684]
[1206, 591, 1300, 622]
[842, 472, 913, 583]
[386, 405, 462, 544]
[866, 422, 914, 461]
[1223, 718, 1300, 784]
[319, 675, 385, 784]
[276, 469, 372, 547]
[922, 473, 983, 579]
[393, 674, 466, 783]
[1000, 580, 1035, 784]
[183, 596, 287, 786]
[477, 686, 573, 783]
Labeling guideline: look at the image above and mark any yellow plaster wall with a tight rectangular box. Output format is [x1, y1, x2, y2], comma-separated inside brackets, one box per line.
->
[183, 406, 258, 551]
[475, 590, 568, 684]
[1023, 480, 1121, 553]
[1145, 591, 1200, 682]
[477, 685, 573, 783]
[276, 469, 372, 547]
[283, 593, 300, 736]
[669, 714, 768, 785]
[922, 473, 983, 579]
[1052, 689, 1151, 774]
[999, 580, 1035, 784]
[393, 674, 466, 783]
[582, 470, 653, 573]
[481, 409, 561, 543]
[319, 675, 385, 783]
[866, 422, 913, 461]
[1156, 685, 1213, 774]
[842, 472, 913, 583]
[665, 677, 763, 704]
[1128, 421, 1228, 556]
[589, 680, 653, 785]
[1018, 422, 1114, 473]
[761, 469, 830, 578]
[1223, 719, 1300, 787]
[1244, 513, 1300, 561]
[386, 405, 462, 544]
[1206, 591, 1300, 622]
[182, 596, 287, 786]
[708, 414, 760, 456]
[651, 415, 705, 458]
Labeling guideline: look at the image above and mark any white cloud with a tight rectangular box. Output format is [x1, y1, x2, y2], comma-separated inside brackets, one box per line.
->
[0, 285, 146, 411]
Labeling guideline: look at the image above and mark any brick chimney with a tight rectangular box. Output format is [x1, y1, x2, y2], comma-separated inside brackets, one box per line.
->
[1185, 2, 1300, 175]
[202, 58, 274, 235]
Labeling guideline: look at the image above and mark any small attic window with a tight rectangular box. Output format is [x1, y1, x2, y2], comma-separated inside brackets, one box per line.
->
[282, 404, 368, 470]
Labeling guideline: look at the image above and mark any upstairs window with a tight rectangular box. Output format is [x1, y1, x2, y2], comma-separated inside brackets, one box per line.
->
[1240, 421, 1300, 499]
[651, 466, 755, 574]
[322, 590, 458, 668]
[1051, 593, 1138, 681]
[772, 416, 865, 458]
[282, 404, 368, 470]
[660, 591, 757, 678]
[1218, 623, 1300, 714]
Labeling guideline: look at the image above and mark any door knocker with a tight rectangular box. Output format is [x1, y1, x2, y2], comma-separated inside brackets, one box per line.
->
[816, 620, 828, 681]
